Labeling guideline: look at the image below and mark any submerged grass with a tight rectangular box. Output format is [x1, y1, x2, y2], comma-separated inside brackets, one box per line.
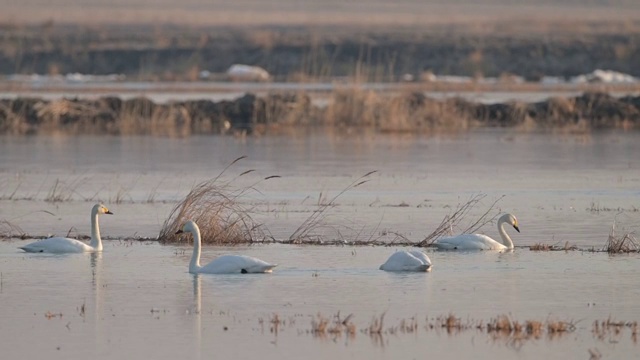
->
[157, 156, 279, 244]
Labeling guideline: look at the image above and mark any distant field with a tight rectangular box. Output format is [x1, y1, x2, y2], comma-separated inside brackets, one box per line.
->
[2, 0, 640, 81]
[2, 0, 640, 27]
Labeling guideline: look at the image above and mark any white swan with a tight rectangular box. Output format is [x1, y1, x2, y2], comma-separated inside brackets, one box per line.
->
[379, 250, 432, 272]
[176, 220, 277, 274]
[433, 213, 520, 251]
[19, 204, 113, 253]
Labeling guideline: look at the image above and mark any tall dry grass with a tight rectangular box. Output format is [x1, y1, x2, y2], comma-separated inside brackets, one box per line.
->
[323, 89, 474, 132]
[0, 219, 26, 239]
[605, 220, 639, 253]
[157, 156, 279, 244]
[287, 171, 377, 244]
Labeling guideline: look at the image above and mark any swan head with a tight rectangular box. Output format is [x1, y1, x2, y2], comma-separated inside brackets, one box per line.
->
[93, 204, 113, 215]
[175, 220, 198, 235]
[500, 213, 519, 232]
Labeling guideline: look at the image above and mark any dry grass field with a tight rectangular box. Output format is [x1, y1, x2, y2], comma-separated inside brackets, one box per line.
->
[1, 1, 639, 95]
[2, 0, 640, 28]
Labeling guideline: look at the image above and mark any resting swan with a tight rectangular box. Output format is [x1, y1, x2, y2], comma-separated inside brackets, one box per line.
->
[433, 213, 520, 251]
[379, 250, 432, 272]
[19, 204, 113, 253]
[176, 221, 277, 274]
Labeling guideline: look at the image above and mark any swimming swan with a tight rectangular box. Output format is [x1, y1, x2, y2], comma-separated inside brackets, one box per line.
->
[433, 213, 520, 251]
[19, 204, 113, 253]
[176, 220, 277, 274]
[379, 250, 433, 272]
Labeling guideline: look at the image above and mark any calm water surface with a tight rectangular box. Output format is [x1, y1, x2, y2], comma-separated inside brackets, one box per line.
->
[1, 130, 639, 359]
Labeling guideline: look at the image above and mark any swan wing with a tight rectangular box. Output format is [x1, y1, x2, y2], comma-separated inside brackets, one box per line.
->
[19, 237, 93, 254]
[407, 250, 432, 266]
[199, 255, 277, 274]
[379, 250, 432, 272]
[433, 234, 506, 251]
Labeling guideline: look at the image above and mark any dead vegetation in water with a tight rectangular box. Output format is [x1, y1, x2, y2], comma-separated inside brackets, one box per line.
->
[289, 311, 591, 346]
[0, 219, 27, 240]
[592, 318, 638, 344]
[604, 221, 639, 253]
[310, 312, 357, 340]
[587, 202, 640, 213]
[529, 241, 578, 251]
[157, 156, 279, 244]
[285, 171, 377, 244]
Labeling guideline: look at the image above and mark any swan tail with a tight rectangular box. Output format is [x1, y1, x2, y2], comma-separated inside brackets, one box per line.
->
[417, 264, 432, 272]
[245, 264, 277, 273]
[18, 246, 39, 253]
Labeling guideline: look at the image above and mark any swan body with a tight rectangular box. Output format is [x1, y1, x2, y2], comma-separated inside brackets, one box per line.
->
[176, 221, 277, 274]
[433, 213, 520, 251]
[379, 250, 432, 272]
[19, 204, 113, 254]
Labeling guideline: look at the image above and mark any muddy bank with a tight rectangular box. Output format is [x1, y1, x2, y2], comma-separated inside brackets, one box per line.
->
[1, 91, 639, 135]
[1, 23, 640, 81]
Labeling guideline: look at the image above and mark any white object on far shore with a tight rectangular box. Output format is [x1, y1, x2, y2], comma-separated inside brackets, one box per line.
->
[226, 64, 270, 82]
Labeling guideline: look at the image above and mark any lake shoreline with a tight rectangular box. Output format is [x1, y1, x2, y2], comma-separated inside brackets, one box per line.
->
[1, 90, 639, 135]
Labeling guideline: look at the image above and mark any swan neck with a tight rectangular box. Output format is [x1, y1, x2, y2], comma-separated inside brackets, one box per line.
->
[498, 218, 514, 249]
[90, 208, 102, 251]
[189, 227, 202, 273]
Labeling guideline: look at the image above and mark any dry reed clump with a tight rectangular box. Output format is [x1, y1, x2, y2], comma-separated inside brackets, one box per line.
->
[116, 97, 193, 137]
[605, 221, 639, 253]
[322, 89, 473, 132]
[546, 319, 576, 336]
[254, 93, 316, 128]
[157, 156, 277, 244]
[437, 313, 467, 334]
[310, 312, 356, 339]
[0, 219, 26, 240]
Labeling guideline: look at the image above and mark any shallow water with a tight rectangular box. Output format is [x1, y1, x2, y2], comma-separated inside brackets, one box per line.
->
[1, 242, 639, 359]
[1, 130, 640, 359]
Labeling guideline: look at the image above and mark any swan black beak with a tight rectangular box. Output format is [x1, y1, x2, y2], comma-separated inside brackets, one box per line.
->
[513, 225, 520, 233]
[175, 229, 184, 235]
[106, 210, 113, 215]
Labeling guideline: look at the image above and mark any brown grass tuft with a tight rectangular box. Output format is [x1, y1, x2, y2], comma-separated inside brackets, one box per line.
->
[157, 156, 276, 244]
[605, 221, 639, 253]
[323, 89, 473, 132]
[526, 320, 543, 337]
